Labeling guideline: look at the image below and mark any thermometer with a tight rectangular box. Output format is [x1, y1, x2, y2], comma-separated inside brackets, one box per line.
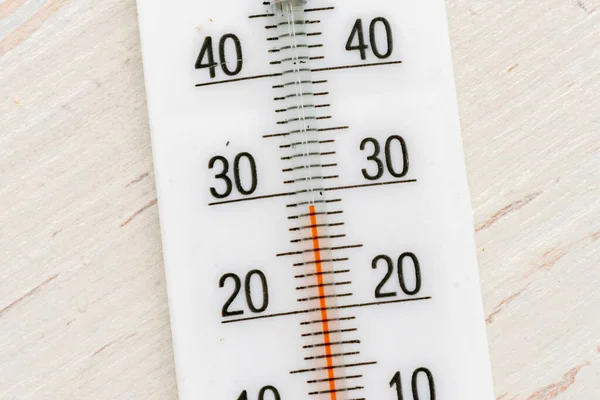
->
[136, 0, 495, 399]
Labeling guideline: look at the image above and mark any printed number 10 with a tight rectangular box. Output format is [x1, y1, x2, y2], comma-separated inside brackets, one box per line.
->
[390, 369, 436, 400]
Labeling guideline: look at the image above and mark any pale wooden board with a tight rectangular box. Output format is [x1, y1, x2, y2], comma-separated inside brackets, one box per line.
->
[0, 0, 598, 398]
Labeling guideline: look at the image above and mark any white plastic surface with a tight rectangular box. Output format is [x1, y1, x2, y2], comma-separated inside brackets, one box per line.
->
[136, 0, 495, 399]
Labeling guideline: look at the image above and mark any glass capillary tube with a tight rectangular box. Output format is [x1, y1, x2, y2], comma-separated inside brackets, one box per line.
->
[271, 2, 349, 400]
[271, 0, 323, 207]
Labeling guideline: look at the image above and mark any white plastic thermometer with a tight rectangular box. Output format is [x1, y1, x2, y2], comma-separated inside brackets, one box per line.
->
[137, 0, 495, 399]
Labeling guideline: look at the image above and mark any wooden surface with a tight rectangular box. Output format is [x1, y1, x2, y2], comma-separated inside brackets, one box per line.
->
[1, 0, 598, 398]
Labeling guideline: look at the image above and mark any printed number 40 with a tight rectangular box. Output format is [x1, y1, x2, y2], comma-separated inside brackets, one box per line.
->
[346, 17, 394, 60]
[196, 34, 243, 78]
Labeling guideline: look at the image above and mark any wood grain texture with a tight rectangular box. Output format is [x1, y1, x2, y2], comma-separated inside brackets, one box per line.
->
[1, 0, 598, 398]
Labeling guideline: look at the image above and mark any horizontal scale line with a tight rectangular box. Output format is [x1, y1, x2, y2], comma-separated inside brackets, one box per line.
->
[305, 7, 335, 12]
[297, 292, 353, 302]
[319, 126, 349, 132]
[302, 328, 358, 337]
[305, 351, 360, 360]
[301, 316, 356, 326]
[208, 191, 293, 206]
[307, 374, 362, 384]
[208, 180, 417, 207]
[248, 13, 274, 19]
[296, 281, 352, 291]
[291, 234, 346, 244]
[287, 198, 341, 209]
[289, 222, 343, 232]
[196, 61, 402, 88]
[303, 339, 360, 349]
[195, 72, 280, 87]
[324, 179, 417, 192]
[277, 244, 362, 257]
[221, 297, 431, 324]
[293, 257, 349, 267]
[312, 60, 402, 73]
[295, 269, 351, 279]
[291, 361, 377, 375]
[309, 386, 364, 395]
[287, 209, 343, 220]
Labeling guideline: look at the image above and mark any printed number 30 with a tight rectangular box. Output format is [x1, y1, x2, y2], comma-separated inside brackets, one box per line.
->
[361, 136, 409, 181]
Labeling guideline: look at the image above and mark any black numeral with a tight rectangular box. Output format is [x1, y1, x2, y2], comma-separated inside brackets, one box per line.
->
[390, 371, 404, 400]
[196, 36, 217, 78]
[220, 270, 269, 317]
[245, 270, 269, 313]
[219, 34, 244, 76]
[237, 386, 281, 400]
[372, 253, 421, 299]
[372, 255, 396, 298]
[209, 156, 233, 198]
[196, 34, 243, 78]
[220, 273, 243, 317]
[385, 135, 409, 178]
[370, 17, 393, 59]
[412, 368, 436, 400]
[398, 253, 421, 295]
[234, 153, 258, 195]
[346, 17, 393, 60]
[391, 369, 436, 400]
[346, 19, 369, 60]
[360, 138, 384, 180]
[237, 391, 248, 400]
[259, 386, 281, 400]
[209, 152, 258, 199]
[360, 136, 409, 181]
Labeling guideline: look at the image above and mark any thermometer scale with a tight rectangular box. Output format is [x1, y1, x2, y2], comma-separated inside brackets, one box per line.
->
[136, 0, 495, 399]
